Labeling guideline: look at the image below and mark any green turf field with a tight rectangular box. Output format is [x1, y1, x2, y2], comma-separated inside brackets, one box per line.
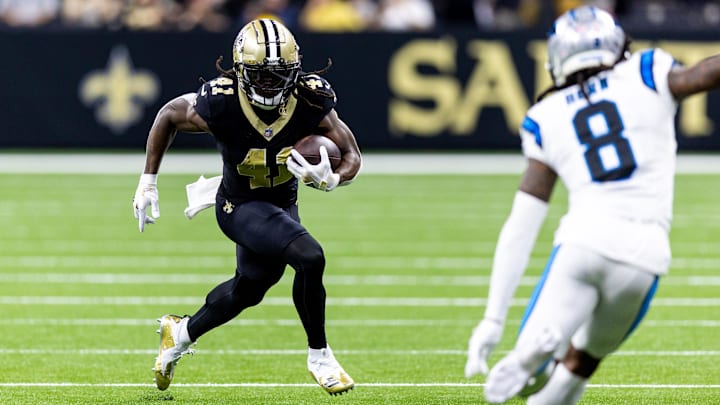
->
[1, 172, 719, 404]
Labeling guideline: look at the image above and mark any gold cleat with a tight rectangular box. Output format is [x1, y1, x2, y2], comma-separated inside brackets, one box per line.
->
[307, 347, 355, 395]
[153, 314, 193, 391]
[308, 369, 355, 395]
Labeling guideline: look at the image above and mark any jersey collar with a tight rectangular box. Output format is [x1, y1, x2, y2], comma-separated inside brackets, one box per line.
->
[238, 91, 298, 141]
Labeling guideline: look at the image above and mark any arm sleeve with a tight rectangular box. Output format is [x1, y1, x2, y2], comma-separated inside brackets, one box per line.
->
[483, 190, 549, 323]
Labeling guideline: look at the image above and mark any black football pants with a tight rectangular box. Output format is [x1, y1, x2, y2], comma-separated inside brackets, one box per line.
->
[186, 198, 328, 349]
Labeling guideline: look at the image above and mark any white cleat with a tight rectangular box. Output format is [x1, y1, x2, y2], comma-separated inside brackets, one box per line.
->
[485, 327, 562, 403]
[153, 314, 194, 390]
[484, 352, 531, 404]
[519, 360, 555, 397]
[307, 346, 354, 395]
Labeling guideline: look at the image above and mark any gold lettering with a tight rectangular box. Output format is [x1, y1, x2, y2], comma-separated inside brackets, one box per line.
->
[274, 147, 294, 185]
[453, 40, 529, 134]
[305, 78, 324, 90]
[527, 39, 717, 138]
[237, 148, 270, 189]
[527, 40, 552, 100]
[210, 77, 235, 95]
[387, 37, 720, 141]
[388, 38, 461, 137]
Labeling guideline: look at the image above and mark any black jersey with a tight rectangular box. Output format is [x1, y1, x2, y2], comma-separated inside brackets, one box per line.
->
[193, 73, 337, 207]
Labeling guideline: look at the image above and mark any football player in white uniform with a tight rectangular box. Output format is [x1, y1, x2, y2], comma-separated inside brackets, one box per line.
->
[464, 6, 720, 404]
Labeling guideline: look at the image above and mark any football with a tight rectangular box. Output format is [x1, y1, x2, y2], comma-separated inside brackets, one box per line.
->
[293, 135, 342, 170]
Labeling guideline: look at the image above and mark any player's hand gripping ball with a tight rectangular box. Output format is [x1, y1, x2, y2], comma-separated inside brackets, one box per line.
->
[292, 135, 341, 170]
[287, 135, 342, 191]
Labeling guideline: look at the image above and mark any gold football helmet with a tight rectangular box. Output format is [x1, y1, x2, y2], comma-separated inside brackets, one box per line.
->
[233, 19, 301, 109]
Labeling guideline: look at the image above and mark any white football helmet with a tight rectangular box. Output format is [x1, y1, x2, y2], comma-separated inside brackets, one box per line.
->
[547, 6, 626, 87]
[233, 19, 301, 109]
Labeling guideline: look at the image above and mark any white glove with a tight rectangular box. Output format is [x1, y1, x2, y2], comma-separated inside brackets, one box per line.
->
[465, 318, 504, 378]
[286, 146, 340, 191]
[133, 173, 160, 232]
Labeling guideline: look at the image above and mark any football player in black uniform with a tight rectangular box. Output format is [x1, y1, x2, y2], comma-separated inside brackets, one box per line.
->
[132, 18, 362, 395]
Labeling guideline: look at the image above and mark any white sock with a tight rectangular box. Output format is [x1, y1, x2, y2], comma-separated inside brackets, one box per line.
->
[178, 317, 192, 346]
[308, 345, 330, 358]
[527, 363, 587, 405]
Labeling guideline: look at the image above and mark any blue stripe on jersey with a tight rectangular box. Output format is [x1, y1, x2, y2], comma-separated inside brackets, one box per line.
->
[518, 245, 561, 334]
[522, 116, 542, 147]
[640, 49, 657, 92]
[622, 275, 660, 340]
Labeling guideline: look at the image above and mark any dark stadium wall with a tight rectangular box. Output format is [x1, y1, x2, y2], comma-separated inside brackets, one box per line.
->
[1, 30, 719, 151]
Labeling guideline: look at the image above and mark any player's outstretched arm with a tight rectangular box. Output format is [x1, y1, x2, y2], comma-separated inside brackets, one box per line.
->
[133, 93, 211, 232]
[484, 159, 557, 323]
[669, 54, 720, 100]
[317, 109, 362, 186]
[466, 159, 557, 377]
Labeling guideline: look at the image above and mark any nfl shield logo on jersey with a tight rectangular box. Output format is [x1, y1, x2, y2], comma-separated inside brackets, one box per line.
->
[264, 127, 273, 139]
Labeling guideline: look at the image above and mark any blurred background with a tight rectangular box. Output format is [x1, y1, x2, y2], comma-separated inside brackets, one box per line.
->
[2, 0, 720, 152]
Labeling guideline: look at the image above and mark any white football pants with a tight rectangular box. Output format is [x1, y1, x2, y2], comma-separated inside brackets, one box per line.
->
[517, 243, 659, 360]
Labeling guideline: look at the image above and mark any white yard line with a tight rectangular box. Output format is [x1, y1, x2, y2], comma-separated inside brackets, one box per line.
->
[0, 153, 718, 174]
[4, 318, 720, 327]
[0, 382, 718, 389]
[1, 255, 720, 270]
[2, 272, 720, 286]
[1, 296, 719, 306]
[0, 348, 717, 356]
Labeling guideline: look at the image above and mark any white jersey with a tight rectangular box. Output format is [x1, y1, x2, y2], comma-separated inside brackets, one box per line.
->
[520, 49, 678, 275]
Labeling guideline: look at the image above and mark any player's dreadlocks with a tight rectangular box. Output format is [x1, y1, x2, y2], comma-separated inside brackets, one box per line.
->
[304, 58, 333, 77]
[214, 55, 235, 81]
[536, 36, 633, 103]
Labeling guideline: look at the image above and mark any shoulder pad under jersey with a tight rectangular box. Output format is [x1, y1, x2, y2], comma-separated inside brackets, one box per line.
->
[193, 76, 236, 123]
[295, 73, 337, 112]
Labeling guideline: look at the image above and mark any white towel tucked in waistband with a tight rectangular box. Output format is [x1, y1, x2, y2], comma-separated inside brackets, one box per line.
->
[184, 175, 222, 219]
